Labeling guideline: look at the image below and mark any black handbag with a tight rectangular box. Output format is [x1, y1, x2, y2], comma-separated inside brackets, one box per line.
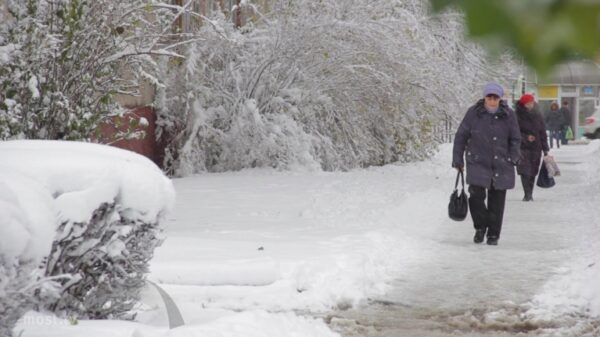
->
[448, 170, 469, 221]
[536, 163, 556, 188]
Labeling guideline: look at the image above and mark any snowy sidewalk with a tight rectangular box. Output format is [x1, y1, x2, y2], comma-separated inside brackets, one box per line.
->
[17, 141, 600, 337]
[332, 141, 600, 336]
[148, 140, 600, 336]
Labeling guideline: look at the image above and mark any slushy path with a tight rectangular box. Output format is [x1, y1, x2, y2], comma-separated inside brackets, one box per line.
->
[330, 142, 600, 337]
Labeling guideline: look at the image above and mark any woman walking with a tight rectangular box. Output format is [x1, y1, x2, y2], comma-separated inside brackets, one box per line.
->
[452, 83, 521, 245]
[545, 101, 564, 149]
[516, 94, 549, 201]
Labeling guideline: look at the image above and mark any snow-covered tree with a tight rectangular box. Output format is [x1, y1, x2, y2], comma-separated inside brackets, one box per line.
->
[0, 0, 187, 141]
[157, 0, 521, 174]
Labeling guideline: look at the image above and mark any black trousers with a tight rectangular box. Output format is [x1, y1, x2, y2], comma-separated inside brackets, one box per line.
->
[468, 185, 507, 239]
[520, 174, 535, 198]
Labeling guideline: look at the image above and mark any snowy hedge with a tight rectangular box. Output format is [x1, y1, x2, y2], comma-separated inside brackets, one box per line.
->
[0, 141, 175, 329]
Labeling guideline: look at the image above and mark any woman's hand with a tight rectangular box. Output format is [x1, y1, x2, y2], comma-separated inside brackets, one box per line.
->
[527, 135, 536, 142]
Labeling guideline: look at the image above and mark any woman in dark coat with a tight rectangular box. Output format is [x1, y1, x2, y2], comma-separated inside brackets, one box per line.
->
[453, 82, 521, 245]
[545, 101, 564, 149]
[516, 94, 549, 201]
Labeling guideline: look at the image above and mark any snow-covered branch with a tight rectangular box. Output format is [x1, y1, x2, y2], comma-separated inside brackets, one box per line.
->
[155, 0, 520, 175]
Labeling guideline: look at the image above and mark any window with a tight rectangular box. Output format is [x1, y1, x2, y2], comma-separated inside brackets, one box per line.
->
[581, 86, 597, 97]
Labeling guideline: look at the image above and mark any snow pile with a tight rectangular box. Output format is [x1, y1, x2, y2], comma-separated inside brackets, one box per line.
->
[527, 141, 600, 323]
[0, 167, 57, 337]
[0, 140, 175, 225]
[0, 168, 57, 263]
[0, 140, 175, 323]
[530, 259, 600, 319]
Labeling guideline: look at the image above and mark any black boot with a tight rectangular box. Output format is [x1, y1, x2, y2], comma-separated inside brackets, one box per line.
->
[474, 229, 486, 244]
[521, 175, 533, 201]
[528, 175, 535, 201]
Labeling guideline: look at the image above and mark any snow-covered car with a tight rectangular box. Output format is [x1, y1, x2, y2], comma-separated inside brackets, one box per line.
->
[584, 108, 600, 139]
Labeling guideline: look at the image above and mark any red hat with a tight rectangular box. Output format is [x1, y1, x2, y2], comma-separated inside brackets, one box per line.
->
[519, 94, 535, 105]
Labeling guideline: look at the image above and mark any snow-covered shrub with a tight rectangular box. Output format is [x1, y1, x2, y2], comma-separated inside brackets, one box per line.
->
[45, 202, 163, 318]
[0, 140, 175, 321]
[156, 10, 322, 174]
[0, 168, 58, 337]
[157, 0, 521, 174]
[0, 0, 184, 141]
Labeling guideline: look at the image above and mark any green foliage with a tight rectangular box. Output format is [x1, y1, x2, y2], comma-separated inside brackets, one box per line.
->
[430, 0, 600, 74]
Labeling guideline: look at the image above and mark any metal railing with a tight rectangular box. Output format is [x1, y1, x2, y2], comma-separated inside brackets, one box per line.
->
[433, 115, 458, 144]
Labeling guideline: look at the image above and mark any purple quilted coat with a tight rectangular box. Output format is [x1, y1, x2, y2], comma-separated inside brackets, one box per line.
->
[452, 99, 522, 190]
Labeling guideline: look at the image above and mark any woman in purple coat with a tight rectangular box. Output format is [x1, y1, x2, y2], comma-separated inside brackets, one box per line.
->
[515, 94, 549, 201]
[452, 83, 521, 246]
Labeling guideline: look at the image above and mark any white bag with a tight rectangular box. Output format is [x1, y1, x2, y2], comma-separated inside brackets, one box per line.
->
[543, 155, 560, 177]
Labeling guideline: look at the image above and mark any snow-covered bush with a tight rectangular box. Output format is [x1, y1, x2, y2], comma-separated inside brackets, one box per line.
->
[157, 0, 521, 174]
[0, 0, 184, 141]
[45, 202, 164, 319]
[0, 168, 58, 337]
[0, 141, 175, 322]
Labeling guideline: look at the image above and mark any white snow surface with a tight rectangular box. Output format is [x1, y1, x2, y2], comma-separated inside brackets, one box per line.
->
[0, 140, 175, 224]
[528, 140, 600, 319]
[17, 310, 335, 337]
[0, 166, 56, 263]
[15, 140, 600, 336]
